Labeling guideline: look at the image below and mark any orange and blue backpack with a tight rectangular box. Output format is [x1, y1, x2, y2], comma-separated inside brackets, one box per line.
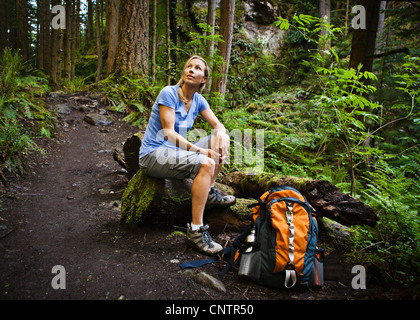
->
[180, 186, 324, 289]
[230, 186, 324, 288]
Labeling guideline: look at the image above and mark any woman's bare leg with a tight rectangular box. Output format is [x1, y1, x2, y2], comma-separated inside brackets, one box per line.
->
[191, 157, 215, 225]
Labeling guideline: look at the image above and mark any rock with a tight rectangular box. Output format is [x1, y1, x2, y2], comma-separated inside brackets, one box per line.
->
[241, 2, 284, 55]
[242, 22, 284, 55]
[194, 272, 226, 293]
[244, 1, 277, 25]
[56, 103, 71, 114]
[120, 170, 195, 225]
[83, 114, 113, 126]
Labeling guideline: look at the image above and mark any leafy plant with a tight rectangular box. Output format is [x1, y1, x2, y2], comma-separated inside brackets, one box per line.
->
[98, 74, 161, 128]
[350, 158, 420, 285]
[0, 48, 52, 175]
[273, 13, 419, 288]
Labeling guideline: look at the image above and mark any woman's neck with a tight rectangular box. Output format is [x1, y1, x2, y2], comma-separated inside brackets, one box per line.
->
[180, 84, 196, 102]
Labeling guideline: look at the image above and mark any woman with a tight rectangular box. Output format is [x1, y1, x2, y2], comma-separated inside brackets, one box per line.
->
[139, 56, 235, 255]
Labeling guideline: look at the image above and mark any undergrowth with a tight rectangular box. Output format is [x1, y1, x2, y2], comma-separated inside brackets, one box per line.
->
[0, 48, 55, 176]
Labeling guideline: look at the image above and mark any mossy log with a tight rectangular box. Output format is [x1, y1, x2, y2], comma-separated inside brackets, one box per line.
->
[118, 135, 377, 230]
[220, 171, 379, 227]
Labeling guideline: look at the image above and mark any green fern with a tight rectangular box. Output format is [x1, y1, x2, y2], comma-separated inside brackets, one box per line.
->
[0, 48, 52, 174]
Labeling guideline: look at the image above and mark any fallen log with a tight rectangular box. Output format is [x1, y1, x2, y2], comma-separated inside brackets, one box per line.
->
[220, 171, 379, 227]
[117, 135, 378, 230]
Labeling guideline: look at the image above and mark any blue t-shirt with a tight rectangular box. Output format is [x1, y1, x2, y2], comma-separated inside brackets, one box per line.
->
[139, 85, 210, 158]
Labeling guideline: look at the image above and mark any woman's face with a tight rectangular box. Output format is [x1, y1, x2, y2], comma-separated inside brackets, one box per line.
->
[182, 58, 208, 88]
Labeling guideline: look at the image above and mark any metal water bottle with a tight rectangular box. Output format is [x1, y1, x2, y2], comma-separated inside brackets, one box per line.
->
[244, 228, 256, 252]
[238, 227, 261, 279]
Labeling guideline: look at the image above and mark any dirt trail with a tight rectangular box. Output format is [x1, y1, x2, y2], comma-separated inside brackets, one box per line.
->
[0, 93, 412, 301]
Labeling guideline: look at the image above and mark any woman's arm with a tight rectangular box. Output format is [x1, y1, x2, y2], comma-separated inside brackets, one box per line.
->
[160, 105, 220, 159]
[200, 107, 229, 159]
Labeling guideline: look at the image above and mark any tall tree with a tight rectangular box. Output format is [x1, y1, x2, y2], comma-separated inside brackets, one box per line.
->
[96, 0, 103, 82]
[319, 0, 331, 53]
[16, 0, 28, 60]
[0, 0, 7, 53]
[114, 0, 149, 75]
[166, 0, 171, 85]
[50, 0, 64, 89]
[349, 0, 381, 74]
[105, 0, 119, 77]
[63, 0, 72, 81]
[71, 0, 79, 79]
[204, 0, 216, 95]
[74, 0, 81, 51]
[87, 0, 94, 44]
[211, 0, 235, 98]
[150, 0, 157, 84]
[375, 1, 387, 55]
[37, 0, 51, 71]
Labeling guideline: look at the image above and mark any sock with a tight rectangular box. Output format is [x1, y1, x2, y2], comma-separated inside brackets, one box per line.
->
[190, 223, 203, 231]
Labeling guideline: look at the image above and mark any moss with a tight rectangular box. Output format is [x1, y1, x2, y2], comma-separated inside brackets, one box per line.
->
[230, 198, 255, 220]
[121, 170, 157, 224]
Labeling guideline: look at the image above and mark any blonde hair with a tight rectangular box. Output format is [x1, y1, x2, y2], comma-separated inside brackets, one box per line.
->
[176, 55, 209, 103]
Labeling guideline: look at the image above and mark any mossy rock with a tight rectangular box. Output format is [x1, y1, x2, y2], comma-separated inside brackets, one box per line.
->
[121, 170, 159, 224]
[120, 170, 195, 226]
[120, 169, 243, 228]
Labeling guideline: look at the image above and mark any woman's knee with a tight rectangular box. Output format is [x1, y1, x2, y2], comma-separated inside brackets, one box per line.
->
[198, 157, 215, 175]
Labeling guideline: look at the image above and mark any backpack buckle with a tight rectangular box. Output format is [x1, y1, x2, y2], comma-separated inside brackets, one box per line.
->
[285, 262, 295, 270]
[286, 209, 293, 224]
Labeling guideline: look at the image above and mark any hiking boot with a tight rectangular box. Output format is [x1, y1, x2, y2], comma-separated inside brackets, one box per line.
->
[185, 224, 223, 255]
[206, 186, 236, 209]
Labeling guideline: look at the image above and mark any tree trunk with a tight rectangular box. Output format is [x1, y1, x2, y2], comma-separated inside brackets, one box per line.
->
[375, 1, 387, 55]
[105, 0, 119, 77]
[63, 0, 72, 81]
[166, 0, 171, 85]
[150, 0, 157, 84]
[16, 0, 28, 60]
[50, 0, 63, 90]
[71, 0, 78, 79]
[0, 0, 6, 53]
[75, 0, 81, 52]
[37, 0, 49, 71]
[87, 0, 94, 44]
[203, 0, 216, 95]
[96, 0, 103, 82]
[114, 0, 149, 75]
[318, 0, 331, 53]
[349, 0, 381, 74]
[211, 0, 235, 98]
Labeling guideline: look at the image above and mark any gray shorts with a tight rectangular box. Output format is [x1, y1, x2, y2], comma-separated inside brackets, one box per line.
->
[139, 135, 211, 180]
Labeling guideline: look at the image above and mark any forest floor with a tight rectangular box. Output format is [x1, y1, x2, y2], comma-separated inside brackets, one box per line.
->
[0, 92, 416, 304]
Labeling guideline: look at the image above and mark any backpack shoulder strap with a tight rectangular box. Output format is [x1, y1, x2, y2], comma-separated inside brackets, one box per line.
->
[179, 225, 252, 274]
